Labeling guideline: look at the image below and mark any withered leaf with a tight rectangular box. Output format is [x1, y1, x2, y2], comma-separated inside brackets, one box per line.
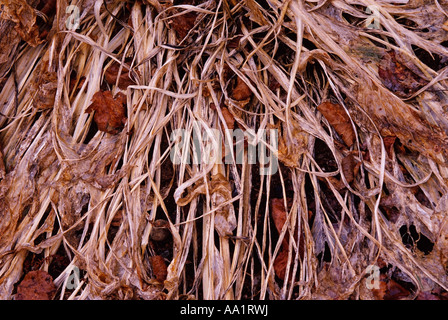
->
[32, 69, 57, 110]
[104, 61, 136, 89]
[372, 274, 410, 300]
[220, 106, 235, 130]
[169, 11, 197, 39]
[0, 143, 5, 180]
[317, 101, 355, 147]
[0, 0, 43, 47]
[150, 255, 168, 283]
[270, 198, 289, 250]
[341, 153, 356, 184]
[86, 91, 127, 135]
[16, 270, 56, 300]
[273, 249, 288, 280]
[383, 135, 397, 158]
[231, 76, 252, 101]
[378, 51, 427, 97]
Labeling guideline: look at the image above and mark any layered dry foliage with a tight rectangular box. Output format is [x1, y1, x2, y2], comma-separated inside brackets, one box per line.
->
[1, 0, 448, 300]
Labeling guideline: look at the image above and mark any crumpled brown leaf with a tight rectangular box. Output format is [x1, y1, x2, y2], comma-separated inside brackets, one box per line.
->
[86, 91, 127, 134]
[0, 0, 43, 47]
[378, 51, 427, 98]
[317, 101, 355, 147]
[31, 51, 57, 110]
[15, 270, 56, 300]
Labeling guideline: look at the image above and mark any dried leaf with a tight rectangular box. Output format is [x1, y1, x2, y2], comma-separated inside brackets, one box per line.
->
[273, 249, 288, 280]
[169, 12, 197, 39]
[15, 270, 56, 300]
[317, 101, 355, 147]
[231, 77, 252, 101]
[383, 135, 397, 158]
[32, 67, 57, 110]
[378, 51, 427, 97]
[104, 60, 136, 89]
[341, 153, 356, 184]
[270, 198, 288, 249]
[0, 0, 43, 47]
[150, 255, 168, 283]
[221, 106, 235, 130]
[372, 274, 410, 300]
[86, 91, 127, 134]
[0, 143, 5, 180]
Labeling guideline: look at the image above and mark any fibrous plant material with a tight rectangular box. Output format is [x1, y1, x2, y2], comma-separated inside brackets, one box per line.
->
[0, 0, 448, 301]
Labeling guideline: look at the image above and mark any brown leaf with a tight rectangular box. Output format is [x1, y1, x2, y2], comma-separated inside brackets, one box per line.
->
[317, 101, 355, 147]
[104, 61, 136, 89]
[383, 135, 397, 158]
[0, 0, 43, 47]
[270, 198, 288, 248]
[32, 69, 57, 110]
[341, 153, 356, 184]
[0, 143, 5, 180]
[378, 51, 427, 97]
[372, 274, 410, 300]
[273, 249, 289, 280]
[169, 11, 197, 39]
[86, 91, 127, 135]
[150, 255, 168, 283]
[220, 106, 235, 130]
[231, 77, 252, 101]
[16, 270, 56, 300]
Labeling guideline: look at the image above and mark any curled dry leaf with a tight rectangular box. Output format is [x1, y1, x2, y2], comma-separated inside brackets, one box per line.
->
[104, 60, 136, 89]
[317, 101, 355, 147]
[378, 51, 427, 98]
[150, 255, 168, 283]
[86, 91, 127, 135]
[15, 270, 56, 300]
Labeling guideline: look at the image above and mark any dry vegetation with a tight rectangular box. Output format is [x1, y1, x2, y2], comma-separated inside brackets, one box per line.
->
[1, 0, 448, 300]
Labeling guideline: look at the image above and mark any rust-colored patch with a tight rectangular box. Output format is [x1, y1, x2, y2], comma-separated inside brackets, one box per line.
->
[86, 91, 127, 135]
[16, 270, 57, 300]
[317, 101, 355, 147]
[150, 255, 168, 283]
